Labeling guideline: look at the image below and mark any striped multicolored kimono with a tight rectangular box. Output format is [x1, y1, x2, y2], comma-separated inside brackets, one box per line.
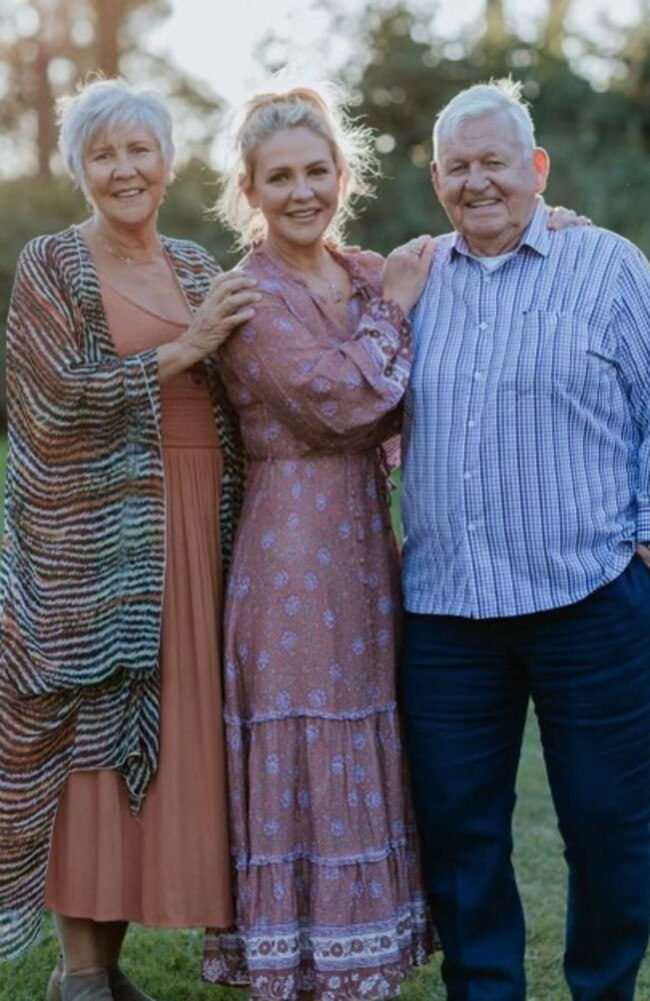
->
[0, 226, 244, 959]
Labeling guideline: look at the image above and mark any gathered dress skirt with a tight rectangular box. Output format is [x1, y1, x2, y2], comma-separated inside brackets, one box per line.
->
[44, 284, 233, 928]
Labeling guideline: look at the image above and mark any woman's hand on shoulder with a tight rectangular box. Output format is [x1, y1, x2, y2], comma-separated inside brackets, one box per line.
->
[180, 272, 261, 364]
[547, 205, 592, 230]
[382, 235, 436, 317]
[157, 272, 260, 382]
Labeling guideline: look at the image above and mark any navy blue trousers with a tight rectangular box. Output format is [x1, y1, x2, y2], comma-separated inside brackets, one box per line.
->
[401, 558, 650, 1001]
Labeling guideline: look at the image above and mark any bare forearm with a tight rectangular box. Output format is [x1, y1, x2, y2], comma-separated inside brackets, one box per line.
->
[157, 338, 203, 384]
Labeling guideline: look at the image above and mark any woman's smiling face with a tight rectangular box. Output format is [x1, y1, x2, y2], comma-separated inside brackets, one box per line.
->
[244, 126, 341, 253]
[83, 122, 169, 231]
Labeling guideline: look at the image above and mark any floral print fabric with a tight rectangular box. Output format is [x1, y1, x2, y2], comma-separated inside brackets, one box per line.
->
[202, 246, 432, 1000]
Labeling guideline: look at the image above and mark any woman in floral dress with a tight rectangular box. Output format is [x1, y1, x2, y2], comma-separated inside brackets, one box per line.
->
[202, 87, 436, 1001]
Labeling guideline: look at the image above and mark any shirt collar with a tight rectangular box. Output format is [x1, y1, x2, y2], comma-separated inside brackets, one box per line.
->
[450, 196, 550, 261]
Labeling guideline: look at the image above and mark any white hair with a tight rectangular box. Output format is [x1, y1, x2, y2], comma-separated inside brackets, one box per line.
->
[57, 78, 175, 193]
[433, 79, 536, 161]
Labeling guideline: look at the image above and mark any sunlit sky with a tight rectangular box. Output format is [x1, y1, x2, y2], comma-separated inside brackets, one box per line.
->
[149, 0, 643, 107]
[0, 0, 642, 178]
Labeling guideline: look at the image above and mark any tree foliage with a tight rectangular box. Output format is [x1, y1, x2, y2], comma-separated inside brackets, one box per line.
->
[1, 0, 649, 425]
[338, 2, 650, 255]
[0, 0, 222, 177]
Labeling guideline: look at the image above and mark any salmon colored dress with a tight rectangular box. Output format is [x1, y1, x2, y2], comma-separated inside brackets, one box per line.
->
[44, 282, 233, 928]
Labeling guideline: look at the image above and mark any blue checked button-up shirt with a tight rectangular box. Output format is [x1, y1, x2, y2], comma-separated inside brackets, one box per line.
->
[402, 199, 650, 618]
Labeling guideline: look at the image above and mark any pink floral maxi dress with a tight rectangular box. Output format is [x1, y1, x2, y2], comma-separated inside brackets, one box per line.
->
[202, 247, 431, 1000]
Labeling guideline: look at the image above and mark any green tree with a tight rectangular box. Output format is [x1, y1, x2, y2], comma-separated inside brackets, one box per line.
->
[0, 0, 223, 178]
[328, 2, 650, 256]
[0, 0, 230, 426]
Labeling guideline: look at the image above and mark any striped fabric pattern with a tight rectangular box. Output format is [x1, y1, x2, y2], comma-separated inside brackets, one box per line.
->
[402, 199, 650, 618]
[0, 226, 244, 959]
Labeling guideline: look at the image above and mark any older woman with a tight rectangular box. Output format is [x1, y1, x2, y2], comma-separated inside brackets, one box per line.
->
[0, 79, 258, 1001]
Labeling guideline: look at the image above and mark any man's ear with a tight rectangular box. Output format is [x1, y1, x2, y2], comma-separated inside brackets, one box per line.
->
[430, 161, 441, 198]
[532, 147, 550, 195]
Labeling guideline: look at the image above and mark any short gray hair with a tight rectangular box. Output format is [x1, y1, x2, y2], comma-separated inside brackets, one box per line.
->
[217, 85, 377, 248]
[433, 79, 536, 161]
[57, 78, 175, 192]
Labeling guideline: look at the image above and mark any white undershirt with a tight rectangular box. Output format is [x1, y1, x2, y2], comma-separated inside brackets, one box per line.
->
[474, 251, 517, 272]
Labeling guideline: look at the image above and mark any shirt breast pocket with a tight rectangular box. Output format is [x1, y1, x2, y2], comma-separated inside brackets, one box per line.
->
[509, 310, 613, 397]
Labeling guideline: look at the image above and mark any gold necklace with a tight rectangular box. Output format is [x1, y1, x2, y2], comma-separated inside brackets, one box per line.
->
[263, 246, 348, 304]
[308, 274, 345, 303]
[101, 237, 161, 266]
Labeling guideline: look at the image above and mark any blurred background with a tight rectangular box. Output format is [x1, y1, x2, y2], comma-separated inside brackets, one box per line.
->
[0, 0, 649, 428]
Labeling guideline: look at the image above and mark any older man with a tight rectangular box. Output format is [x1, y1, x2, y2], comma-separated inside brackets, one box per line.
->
[401, 79, 650, 1001]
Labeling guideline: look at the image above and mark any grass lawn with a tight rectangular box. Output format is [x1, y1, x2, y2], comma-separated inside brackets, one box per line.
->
[0, 441, 648, 998]
[3, 721, 647, 1000]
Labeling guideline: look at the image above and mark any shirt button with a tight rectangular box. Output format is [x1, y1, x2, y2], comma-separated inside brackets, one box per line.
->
[478, 321, 488, 331]
[468, 419, 476, 428]
[473, 371, 483, 380]
[464, 472, 472, 481]
[467, 522, 477, 533]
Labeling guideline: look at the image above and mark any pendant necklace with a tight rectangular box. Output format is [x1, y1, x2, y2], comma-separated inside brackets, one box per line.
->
[314, 276, 344, 303]
[100, 236, 160, 266]
[265, 247, 347, 303]
[301, 267, 347, 304]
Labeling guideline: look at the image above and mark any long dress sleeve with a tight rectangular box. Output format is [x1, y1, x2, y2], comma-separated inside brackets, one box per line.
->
[220, 278, 411, 455]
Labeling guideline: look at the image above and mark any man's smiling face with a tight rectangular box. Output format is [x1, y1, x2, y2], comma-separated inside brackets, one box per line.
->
[431, 109, 549, 256]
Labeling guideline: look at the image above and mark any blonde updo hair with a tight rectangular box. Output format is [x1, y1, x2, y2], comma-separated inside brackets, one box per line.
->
[217, 85, 377, 247]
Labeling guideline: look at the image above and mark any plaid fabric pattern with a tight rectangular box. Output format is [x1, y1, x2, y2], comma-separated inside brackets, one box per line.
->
[402, 199, 650, 617]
